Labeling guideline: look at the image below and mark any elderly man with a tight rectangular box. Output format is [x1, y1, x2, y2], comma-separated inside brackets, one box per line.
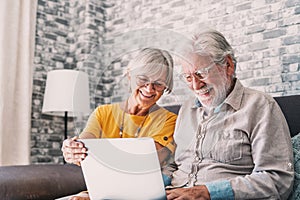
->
[166, 29, 294, 200]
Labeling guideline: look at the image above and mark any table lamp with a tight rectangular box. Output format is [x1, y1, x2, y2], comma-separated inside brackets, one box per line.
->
[42, 69, 90, 140]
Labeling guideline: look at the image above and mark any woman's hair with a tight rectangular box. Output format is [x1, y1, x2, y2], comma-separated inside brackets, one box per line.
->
[127, 48, 174, 94]
[191, 29, 237, 75]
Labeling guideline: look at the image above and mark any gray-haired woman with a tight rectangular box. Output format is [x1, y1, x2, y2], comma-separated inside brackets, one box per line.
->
[62, 48, 177, 200]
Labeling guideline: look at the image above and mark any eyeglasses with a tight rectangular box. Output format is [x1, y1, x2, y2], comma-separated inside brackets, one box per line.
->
[179, 63, 216, 83]
[135, 75, 167, 92]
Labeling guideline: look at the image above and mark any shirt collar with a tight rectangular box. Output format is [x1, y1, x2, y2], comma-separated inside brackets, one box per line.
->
[194, 98, 202, 108]
[224, 78, 244, 111]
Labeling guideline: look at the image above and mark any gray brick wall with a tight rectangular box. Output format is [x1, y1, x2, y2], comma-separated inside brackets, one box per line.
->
[103, 0, 300, 98]
[32, 0, 106, 163]
[32, 0, 300, 164]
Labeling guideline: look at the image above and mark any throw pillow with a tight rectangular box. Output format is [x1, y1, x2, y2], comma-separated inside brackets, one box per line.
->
[288, 132, 300, 200]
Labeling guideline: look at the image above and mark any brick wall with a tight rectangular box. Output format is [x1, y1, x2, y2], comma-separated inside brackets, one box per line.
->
[32, 0, 300, 164]
[32, 0, 106, 163]
[103, 0, 300, 99]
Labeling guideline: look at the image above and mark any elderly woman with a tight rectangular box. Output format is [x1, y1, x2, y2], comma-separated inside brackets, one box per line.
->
[61, 48, 177, 200]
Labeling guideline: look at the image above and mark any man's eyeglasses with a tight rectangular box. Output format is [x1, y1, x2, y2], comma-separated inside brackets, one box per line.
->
[179, 63, 216, 83]
[135, 75, 167, 92]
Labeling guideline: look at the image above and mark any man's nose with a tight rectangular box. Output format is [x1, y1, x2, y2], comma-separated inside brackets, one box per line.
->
[191, 77, 205, 90]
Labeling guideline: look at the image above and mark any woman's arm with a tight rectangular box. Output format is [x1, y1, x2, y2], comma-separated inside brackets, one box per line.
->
[155, 142, 172, 166]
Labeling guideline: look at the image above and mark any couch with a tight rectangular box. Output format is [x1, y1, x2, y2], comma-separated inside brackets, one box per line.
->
[1, 95, 299, 200]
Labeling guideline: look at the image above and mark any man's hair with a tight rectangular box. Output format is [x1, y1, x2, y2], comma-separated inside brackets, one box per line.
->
[191, 29, 237, 75]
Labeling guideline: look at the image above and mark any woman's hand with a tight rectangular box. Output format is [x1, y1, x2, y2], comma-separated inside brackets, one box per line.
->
[166, 185, 210, 200]
[68, 191, 90, 200]
[61, 136, 87, 165]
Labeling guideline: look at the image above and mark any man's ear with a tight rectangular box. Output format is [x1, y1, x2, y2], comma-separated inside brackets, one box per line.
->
[225, 56, 235, 77]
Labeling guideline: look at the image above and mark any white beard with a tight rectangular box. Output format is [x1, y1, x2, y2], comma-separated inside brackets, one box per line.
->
[198, 76, 230, 110]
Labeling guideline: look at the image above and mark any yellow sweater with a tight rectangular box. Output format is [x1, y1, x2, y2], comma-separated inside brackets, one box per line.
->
[81, 103, 177, 152]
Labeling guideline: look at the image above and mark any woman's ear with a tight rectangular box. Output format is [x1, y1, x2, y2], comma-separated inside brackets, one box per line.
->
[127, 73, 131, 81]
[126, 72, 132, 92]
[225, 56, 235, 77]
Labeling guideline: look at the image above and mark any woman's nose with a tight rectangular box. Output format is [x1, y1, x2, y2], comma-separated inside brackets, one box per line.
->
[144, 82, 155, 91]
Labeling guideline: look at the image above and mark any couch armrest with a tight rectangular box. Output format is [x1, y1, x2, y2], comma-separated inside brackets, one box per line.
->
[0, 164, 86, 200]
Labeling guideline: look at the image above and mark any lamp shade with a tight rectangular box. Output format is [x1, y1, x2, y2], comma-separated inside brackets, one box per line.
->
[42, 70, 90, 116]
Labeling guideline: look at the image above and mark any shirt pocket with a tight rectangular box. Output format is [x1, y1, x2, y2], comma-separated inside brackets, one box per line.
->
[206, 129, 244, 163]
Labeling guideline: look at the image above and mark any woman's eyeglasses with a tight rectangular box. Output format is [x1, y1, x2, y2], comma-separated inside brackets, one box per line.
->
[135, 75, 167, 92]
[179, 63, 216, 83]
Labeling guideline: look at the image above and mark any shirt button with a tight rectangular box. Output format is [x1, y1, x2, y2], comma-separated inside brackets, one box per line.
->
[287, 162, 293, 169]
[189, 174, 193, 178]
[197, 134, 202, 139]
[163, 136, 168, 141]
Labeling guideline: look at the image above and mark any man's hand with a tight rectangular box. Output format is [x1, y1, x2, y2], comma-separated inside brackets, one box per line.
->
[166, 185, 210, 200]
[61, 136, 87, 165]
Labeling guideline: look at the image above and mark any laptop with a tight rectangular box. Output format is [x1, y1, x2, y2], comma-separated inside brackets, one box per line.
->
[79, 137, 166, 200]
